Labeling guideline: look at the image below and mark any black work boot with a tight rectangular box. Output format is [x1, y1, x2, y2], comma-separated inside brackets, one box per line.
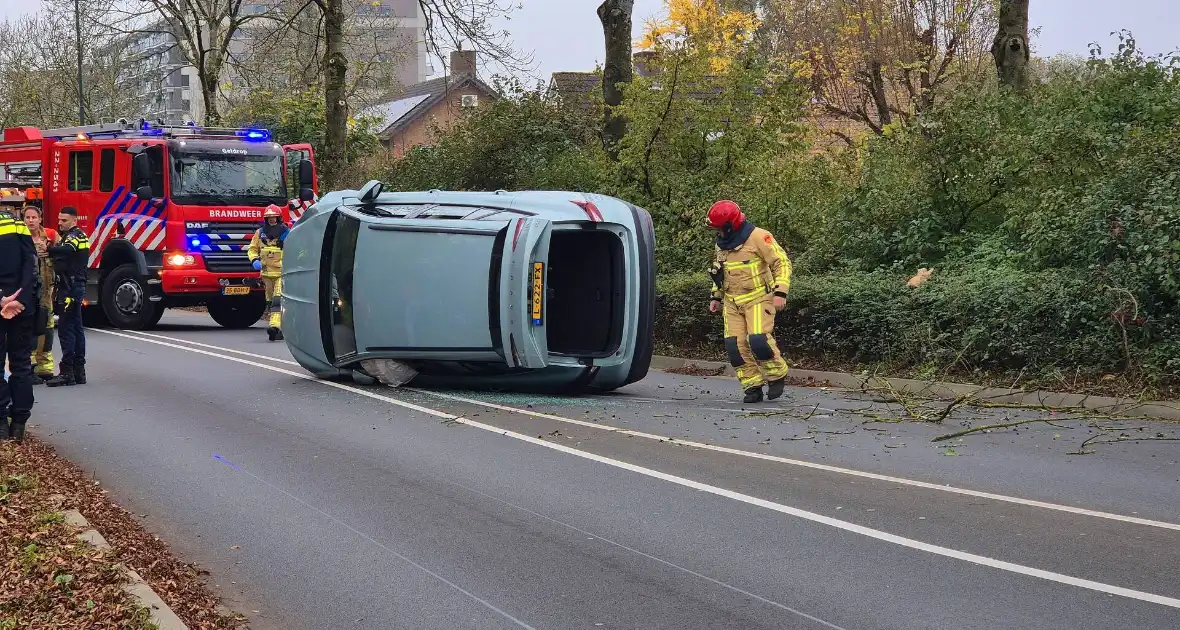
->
[267, 326, 280, 341]
[743, 387, 764, 404]
[46, 366, 75, 387]
[767, 378, 785, 401]
[73, 360, 86, 385]
[1, 417, 8, 441]
[9, 421, 25, 443]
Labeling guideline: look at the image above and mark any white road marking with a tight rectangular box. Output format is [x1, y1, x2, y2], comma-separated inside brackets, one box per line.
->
[115, 330, 1180, 533]
[93, 328, 1180, 610]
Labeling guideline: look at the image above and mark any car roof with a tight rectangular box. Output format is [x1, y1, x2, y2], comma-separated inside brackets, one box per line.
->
[355, 189, 628, 222]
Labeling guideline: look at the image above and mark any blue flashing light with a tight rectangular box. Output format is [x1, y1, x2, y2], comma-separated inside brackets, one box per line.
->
[190, 238, 201, 248]
[240, 128, 271, 142]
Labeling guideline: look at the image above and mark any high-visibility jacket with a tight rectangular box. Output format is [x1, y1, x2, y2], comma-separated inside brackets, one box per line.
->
[247, 226, 287, 278]
[709, 227, 792, 306]
[47, 226, 90, 286]
[0, 209, 36, 311]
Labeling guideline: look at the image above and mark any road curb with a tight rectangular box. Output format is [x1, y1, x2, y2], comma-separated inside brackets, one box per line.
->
[649, 355, 1180, 421]
[61, 508, 190, 630]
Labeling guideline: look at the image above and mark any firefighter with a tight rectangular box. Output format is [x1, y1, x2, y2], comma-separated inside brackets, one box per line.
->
[706, 200, 792, 403]
[0, 204, 38, 441]
[248, 204, 287, 341]
[46, 207, 89, 388]
[23, 206, 59, 384]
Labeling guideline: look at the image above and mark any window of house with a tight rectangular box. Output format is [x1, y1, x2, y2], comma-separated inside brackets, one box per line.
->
[68, 150, 94, 192]
[99, 148, 116, 192]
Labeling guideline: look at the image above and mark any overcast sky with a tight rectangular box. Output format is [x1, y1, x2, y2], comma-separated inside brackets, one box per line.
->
[2, 0, 1175, 83]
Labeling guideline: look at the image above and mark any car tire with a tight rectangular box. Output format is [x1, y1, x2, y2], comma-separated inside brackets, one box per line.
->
[207, 294, 266, 329]
[100, 263, 160, 330]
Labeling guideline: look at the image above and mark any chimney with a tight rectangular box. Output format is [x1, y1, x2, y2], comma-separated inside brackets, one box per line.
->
[450, 50, 477, 77]
[633, 51, 659, 78]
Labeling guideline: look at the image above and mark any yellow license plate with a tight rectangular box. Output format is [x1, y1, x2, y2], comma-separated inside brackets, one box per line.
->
[531, 262, 544, 325]
[222, 285, 251, 296]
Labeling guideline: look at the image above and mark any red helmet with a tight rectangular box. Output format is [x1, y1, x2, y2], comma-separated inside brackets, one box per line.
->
[706, 200, 744, 230]
[263, 204, 282, 219]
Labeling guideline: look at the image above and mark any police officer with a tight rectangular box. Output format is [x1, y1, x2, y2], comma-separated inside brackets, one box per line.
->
[0, 204, 38, 441]
[247, 204, 287, 341]
[46, 206, 89, 387]
[706, 200, 792, 403]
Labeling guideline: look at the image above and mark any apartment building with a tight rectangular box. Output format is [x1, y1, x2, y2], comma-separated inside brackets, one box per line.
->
[104, 0, 429, 124]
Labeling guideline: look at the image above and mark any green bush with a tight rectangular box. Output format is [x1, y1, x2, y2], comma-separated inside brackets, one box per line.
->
[657, 268, 1154, 375]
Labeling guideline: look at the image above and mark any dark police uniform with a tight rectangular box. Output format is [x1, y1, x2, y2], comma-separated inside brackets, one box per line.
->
[0, 207, 38, 441]
[46, 217, 89, 387]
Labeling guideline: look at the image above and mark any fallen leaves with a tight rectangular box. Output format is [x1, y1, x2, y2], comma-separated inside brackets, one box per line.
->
[1, 438, 248, 629]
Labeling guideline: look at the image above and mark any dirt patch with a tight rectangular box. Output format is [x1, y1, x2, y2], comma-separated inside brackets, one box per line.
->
[665, 363, 727, 377]
[0, 438, 247, 629]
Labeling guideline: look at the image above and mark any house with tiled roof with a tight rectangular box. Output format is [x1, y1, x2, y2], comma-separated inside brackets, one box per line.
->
[364, 50, 500, 157]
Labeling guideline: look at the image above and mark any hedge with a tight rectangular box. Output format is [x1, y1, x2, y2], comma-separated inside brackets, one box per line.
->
[655, 268, 1169, 375]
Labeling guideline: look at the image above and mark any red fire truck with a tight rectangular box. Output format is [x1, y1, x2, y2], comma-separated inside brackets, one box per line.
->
[0, 119, 318, 330]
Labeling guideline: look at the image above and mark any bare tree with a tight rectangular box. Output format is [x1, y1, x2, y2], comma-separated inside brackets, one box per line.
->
[296, 0, 528, 187]
[598, 0, 634, 160]
[992, 0, 1030, 91]
[93, 0, 287, 124]
[0, 1, 146, 128]
[760, 0, 995, 138]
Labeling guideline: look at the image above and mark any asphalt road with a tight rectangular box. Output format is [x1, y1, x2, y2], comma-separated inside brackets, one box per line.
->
[27, 310, 1180, 630]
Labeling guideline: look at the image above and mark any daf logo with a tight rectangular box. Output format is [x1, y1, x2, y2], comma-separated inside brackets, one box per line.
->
[221, 148, 248, 155]
[186, 222, 210, 229]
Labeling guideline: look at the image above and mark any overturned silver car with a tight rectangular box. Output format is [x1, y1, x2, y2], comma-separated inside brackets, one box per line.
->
[279, 181, 656, 393]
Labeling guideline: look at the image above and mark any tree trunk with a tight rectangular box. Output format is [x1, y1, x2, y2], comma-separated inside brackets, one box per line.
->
[598, 0, 634, 160]
[199, 70, 221, 124]
[991, 0, 1030, 91]
[322, 0, 348, 188]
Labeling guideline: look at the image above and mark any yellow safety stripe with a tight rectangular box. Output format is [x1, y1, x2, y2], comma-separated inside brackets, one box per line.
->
[767, 238, 791, 292]
[64, 237, 90, 250]
[737, 366, 764, 388]
[720, 258, 771, 302]
[728, 288, 769, 306]
[0, 220, 32, 237]
[764, 359, 789, 379]
[752, 303, 763, 334]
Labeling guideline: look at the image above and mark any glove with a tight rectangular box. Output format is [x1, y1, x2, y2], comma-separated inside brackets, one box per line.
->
[252, 259, 262, 271]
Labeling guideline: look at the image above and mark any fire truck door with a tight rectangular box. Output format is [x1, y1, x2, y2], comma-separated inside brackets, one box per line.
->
[51, 145, 117, 235]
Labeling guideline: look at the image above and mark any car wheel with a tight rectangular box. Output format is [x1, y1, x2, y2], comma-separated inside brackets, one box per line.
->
[207, 294, 266, 329]
[100, 263, 160, 330]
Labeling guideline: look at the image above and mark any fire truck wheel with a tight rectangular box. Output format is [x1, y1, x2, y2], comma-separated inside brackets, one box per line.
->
[207, 294, 267, 329]
[100, 263, 160, 330]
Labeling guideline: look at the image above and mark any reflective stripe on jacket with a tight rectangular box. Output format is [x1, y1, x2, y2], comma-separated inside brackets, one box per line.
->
[248, 229, 285, 278]
[710, 227, 792, 306]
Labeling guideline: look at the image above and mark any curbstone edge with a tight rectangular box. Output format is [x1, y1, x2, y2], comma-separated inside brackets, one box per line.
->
[649, 355, 1180, 422]
[61, 509, 191, 630]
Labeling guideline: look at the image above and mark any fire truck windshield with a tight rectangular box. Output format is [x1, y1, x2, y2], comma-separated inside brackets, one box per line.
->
[169, 149, 286, 207]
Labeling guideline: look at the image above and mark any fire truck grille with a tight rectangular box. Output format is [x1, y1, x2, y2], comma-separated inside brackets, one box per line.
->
[186, 222, 257, 273]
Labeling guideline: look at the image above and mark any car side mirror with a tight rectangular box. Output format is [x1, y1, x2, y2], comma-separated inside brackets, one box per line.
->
[135, 185, 153, 201]
[357, 180, 383, 204]
[299, 187, 315, 203]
